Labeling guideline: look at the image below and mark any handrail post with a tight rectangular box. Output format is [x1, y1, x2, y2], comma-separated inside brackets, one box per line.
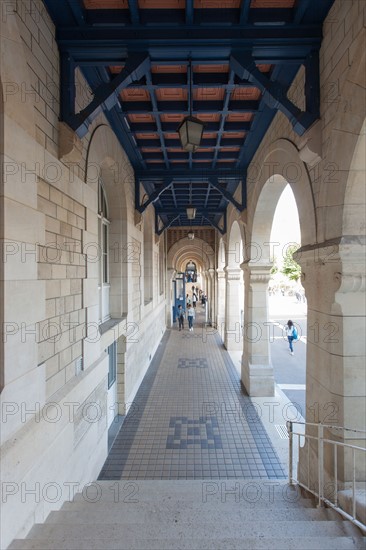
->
[287, 421, 293, 485]
[318, 423, 324, 507]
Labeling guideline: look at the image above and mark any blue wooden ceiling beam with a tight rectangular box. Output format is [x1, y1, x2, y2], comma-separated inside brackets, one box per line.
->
[239, 0, 251, 25]
[156, 214, 180, 236]
[56, 25, 323, 47]
[128, 121, 251, 132]
[68, 0, 87, 26]
[230, 52, 318, 135]
[186, 0, 194, 25]
[137, 178, 174, 213]
[64, 52, 150, 137]
[212, 70, 235, 169]
[204, 184, 211, 209]
[128, 0, 140, 25]
[120, 99, 260, 114]
[208, 177, 244, 212]
[155, 208, 226, 216]
[201, 214, 226, 235]
[144, 70, 170, 169]
[293, 0, 311, 25]
[137, 168, 242, 179]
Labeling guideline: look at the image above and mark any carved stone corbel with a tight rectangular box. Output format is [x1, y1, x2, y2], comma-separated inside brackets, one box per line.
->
[298, 119, 322, 167]
[59, 122, 83, 164]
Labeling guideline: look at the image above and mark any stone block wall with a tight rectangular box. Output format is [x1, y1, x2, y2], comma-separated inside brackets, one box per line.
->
[15, 0, 60, 157]
[0, 2, 167, 547]
[36, 179, 86, 398]
[234, 0, 366, 486]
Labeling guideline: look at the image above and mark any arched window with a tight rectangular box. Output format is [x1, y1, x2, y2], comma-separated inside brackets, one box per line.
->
[98, 181, 110, 323]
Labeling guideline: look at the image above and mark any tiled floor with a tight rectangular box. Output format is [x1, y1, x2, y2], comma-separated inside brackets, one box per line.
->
[99, 308, 286, 481]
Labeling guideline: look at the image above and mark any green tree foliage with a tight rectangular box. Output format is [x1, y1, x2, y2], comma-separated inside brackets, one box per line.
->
[270, 257, 279, 275]
[281, 245, 301, 281]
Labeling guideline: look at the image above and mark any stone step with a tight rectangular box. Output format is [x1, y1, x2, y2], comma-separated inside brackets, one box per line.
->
[25, 520, 361, 540]
[69, 480, 309, 505]
[8, 536, 366, 550]
[48, 504, 341, 524]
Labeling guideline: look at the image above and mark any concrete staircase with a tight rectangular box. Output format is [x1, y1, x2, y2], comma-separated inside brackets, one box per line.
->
[8, 480, 366, 549]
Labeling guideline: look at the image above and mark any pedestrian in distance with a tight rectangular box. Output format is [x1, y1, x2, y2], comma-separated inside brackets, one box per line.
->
[187, 304, 195, 331]
[286, 320, 298, 355]
[177, 305, 185, 331]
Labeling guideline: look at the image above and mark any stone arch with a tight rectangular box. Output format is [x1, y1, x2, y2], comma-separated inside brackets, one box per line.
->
[216, 238, 227, 340]
[86, 124, 129, 317]
[143, 206, 154, 305]
[320, 32, 366, 240]
[167, 237, 215, 324]
[342, 118, 366, 236]
[224, 220, 244, 350]
[226, 219, 244, 268]
[167, 237, 215, 271]
[218, 238, 226, 270]
[249, 139, 316, 258]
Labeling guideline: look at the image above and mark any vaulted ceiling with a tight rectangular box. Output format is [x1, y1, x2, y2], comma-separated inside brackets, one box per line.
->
[44, 0, 334, 234]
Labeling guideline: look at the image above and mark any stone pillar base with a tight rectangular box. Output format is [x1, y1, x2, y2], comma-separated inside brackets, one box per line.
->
[224, 334, 242, 351]
[241, 359, 275, 397]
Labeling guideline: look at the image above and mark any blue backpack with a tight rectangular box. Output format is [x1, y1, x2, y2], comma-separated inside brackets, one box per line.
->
[292, 326, 298, 340]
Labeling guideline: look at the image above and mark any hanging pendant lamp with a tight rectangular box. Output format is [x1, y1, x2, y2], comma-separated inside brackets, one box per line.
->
[178, 59, 204, 152]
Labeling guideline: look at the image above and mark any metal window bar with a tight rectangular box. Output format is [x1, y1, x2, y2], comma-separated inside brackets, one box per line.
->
[287, 420, 366, 533]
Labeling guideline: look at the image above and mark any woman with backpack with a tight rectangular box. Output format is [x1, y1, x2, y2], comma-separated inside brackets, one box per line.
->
[286, 320, 298, 356]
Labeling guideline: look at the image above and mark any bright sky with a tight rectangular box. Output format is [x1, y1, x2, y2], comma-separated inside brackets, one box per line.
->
[269, 184, 301, 264]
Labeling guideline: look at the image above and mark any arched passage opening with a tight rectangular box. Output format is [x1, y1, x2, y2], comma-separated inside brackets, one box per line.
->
[167, 237, 214, 328]
[243, 139, 316, 397]
[216, 239, 226, 340]
[269, 184, 306, 418]
[224, 220, 244, 351]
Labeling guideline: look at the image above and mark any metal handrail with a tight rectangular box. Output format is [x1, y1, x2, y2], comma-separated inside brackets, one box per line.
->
[287, 420, 366, 534]
[288, 420, 366, 435]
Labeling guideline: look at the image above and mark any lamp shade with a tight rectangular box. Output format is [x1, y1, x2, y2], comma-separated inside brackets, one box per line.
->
[178, 116, 204, 152]
[186, 206, 196, 220]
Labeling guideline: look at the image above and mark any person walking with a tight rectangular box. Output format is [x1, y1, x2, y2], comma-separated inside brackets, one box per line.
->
[286, 320, 297, 355]
[177, 305, 185, 331]
[187, 304, 195, 331]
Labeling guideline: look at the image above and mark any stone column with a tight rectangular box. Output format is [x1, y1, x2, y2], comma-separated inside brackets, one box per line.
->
[166, 268, 175, 327]
[241, 263, 274, 396]
[224, 267, 243, 351]
[297, 241, 366, 488]
[216, 268, 226, 341]
[208, 268, 216, 324]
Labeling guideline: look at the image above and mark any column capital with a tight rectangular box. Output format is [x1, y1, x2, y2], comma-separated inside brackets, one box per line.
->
[217, 268, 226, 279]
[334, 272, 366, 294]
[224, 266, 242, 281]
[294, 238, 366, 296]
[242, 262, 272, 284]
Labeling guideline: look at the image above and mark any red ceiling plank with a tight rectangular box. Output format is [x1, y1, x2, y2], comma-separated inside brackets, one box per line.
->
[231, 87, 261, 100]
[121, 88, 150, 101]
[84, 0, 128, 8]
[250, 0, 295, 7]
[226, 113, 253, 121]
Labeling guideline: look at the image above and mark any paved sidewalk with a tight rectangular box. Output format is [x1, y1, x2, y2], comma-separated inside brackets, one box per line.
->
[99, 308, 287, 481]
